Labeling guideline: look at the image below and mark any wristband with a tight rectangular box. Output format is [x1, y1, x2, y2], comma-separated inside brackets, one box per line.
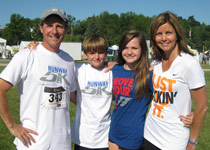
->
[189, 139, 198, 145]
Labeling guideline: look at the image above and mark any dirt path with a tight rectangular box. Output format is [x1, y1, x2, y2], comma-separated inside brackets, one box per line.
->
[203, 69, 210, 71]
[0, 64, 7, 66]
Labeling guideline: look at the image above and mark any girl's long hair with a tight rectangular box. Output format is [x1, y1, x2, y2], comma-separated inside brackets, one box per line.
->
[118, 30, 150, 99]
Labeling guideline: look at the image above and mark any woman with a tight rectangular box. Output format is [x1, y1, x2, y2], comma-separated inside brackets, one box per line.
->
[144, 12, 208, 150]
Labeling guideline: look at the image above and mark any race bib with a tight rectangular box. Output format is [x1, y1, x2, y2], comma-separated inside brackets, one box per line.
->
[43, 86, 67, 109]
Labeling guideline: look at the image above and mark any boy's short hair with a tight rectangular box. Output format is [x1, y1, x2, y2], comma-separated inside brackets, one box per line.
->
[83, 34, 108, 54]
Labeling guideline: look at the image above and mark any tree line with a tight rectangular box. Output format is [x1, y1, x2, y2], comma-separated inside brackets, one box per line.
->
[1, 11, 210, 52]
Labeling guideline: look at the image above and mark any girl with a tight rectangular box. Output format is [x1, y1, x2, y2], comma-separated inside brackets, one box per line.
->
[108, 30, 153, 150]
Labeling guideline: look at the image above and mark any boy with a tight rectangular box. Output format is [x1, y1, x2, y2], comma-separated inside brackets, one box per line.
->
[71, 34, 113, 150]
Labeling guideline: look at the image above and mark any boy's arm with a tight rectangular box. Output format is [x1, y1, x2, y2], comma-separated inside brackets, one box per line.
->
[0, 79, 38, 146]
[104, 61, 117, 72]
[70, 91, 77, 104]
[24, 41, 39, 50]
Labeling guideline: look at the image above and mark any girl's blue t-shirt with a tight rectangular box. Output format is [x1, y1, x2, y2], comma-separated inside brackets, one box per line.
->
[109, 64, 153, 149]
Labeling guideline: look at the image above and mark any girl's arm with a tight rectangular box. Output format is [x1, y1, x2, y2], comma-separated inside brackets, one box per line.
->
[180, 112, 194, 127]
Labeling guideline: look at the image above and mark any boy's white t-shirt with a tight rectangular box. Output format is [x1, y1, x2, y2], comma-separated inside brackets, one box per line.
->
[71, 63, 113, 148]
[0, 44, 76, 150]
[144, 53, 205, 150]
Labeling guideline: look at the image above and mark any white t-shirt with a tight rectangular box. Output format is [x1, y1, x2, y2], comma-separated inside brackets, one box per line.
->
[0, 44, 76, 150]
[144, 53, 205, 150]
[71, 64, 113, 148]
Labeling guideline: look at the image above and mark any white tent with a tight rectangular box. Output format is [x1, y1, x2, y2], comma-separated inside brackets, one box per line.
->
[204, 50, 210, 55]
[111, 45, 119, 50]
[187, 45, 199, 62]
[108, 45, 119, 51]
[0, 38, 7, 59]
[19, 41, 82, 60]
[146, 40, 153, 59]
[6, 45, 14, 56]
[190, 49, 199, 62]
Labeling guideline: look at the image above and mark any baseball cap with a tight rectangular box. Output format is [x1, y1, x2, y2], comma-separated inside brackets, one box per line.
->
[41, 8, 68, 23]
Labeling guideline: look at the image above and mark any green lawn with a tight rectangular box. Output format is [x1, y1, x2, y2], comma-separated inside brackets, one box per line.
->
[0, 66, 210, 149]
[201, 64, 210, 69]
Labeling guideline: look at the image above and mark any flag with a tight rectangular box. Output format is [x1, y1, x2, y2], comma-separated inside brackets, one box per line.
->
[189, 28, 191, 38]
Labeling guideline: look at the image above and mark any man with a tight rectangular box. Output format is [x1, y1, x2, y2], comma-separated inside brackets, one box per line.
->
[0, 8, 75, 150]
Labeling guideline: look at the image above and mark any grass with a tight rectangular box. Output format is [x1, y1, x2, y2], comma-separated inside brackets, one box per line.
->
[201, 64, 210, 69]
[0, 65, 210, 149]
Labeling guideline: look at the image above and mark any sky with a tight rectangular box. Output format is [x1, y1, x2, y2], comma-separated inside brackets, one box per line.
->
[1, 0, 210, 27]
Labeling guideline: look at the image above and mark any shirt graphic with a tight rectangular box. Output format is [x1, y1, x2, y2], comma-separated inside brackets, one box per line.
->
[40, 65, 70, 85]
[152, 73, 178, 119]
[113, 77, 134, 109]
[82, 81, 112, 96]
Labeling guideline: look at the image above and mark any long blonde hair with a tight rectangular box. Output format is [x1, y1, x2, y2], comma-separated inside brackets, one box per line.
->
[117, 30, 150, 99]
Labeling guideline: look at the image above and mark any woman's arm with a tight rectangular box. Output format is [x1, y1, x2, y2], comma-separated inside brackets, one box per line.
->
[187, 86, 208, 150]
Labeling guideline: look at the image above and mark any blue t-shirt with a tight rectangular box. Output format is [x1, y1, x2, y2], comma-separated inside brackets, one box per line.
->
[109, 64, 153, 149]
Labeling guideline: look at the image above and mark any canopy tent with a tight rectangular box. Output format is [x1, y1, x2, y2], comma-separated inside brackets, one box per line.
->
[108, 45, 119, 51]
[190, 49, 199, 62]
[107, 45, 118, 62]
[0, 38, 7, 58]
[204, 50, 210, 55]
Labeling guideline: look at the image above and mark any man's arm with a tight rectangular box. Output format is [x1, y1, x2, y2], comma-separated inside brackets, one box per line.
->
[0, 79, 38, 146]
[187, 86, 208, 150]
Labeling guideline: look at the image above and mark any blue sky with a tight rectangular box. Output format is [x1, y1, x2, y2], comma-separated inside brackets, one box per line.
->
[1, 0, 210, 27]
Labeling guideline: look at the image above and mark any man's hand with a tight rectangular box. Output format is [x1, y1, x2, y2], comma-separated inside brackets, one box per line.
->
[180, 112, 194, 127]
[9, 124, 38, 147]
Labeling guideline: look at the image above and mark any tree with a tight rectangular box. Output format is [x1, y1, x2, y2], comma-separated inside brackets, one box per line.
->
[119, 12, 137, 34]
[66, 14, 76, 35]
[199, 24, 210, 51]
[2, 11, 210, 53]
[70, 20, 89, 42]
[3, 14, 33, 45]
[30, 18, 42, 41]
[84, 16, 102, 37]
[133, 14, 152, 39]
[98, 11, 120, 45]
[187, 16, 200, 27]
